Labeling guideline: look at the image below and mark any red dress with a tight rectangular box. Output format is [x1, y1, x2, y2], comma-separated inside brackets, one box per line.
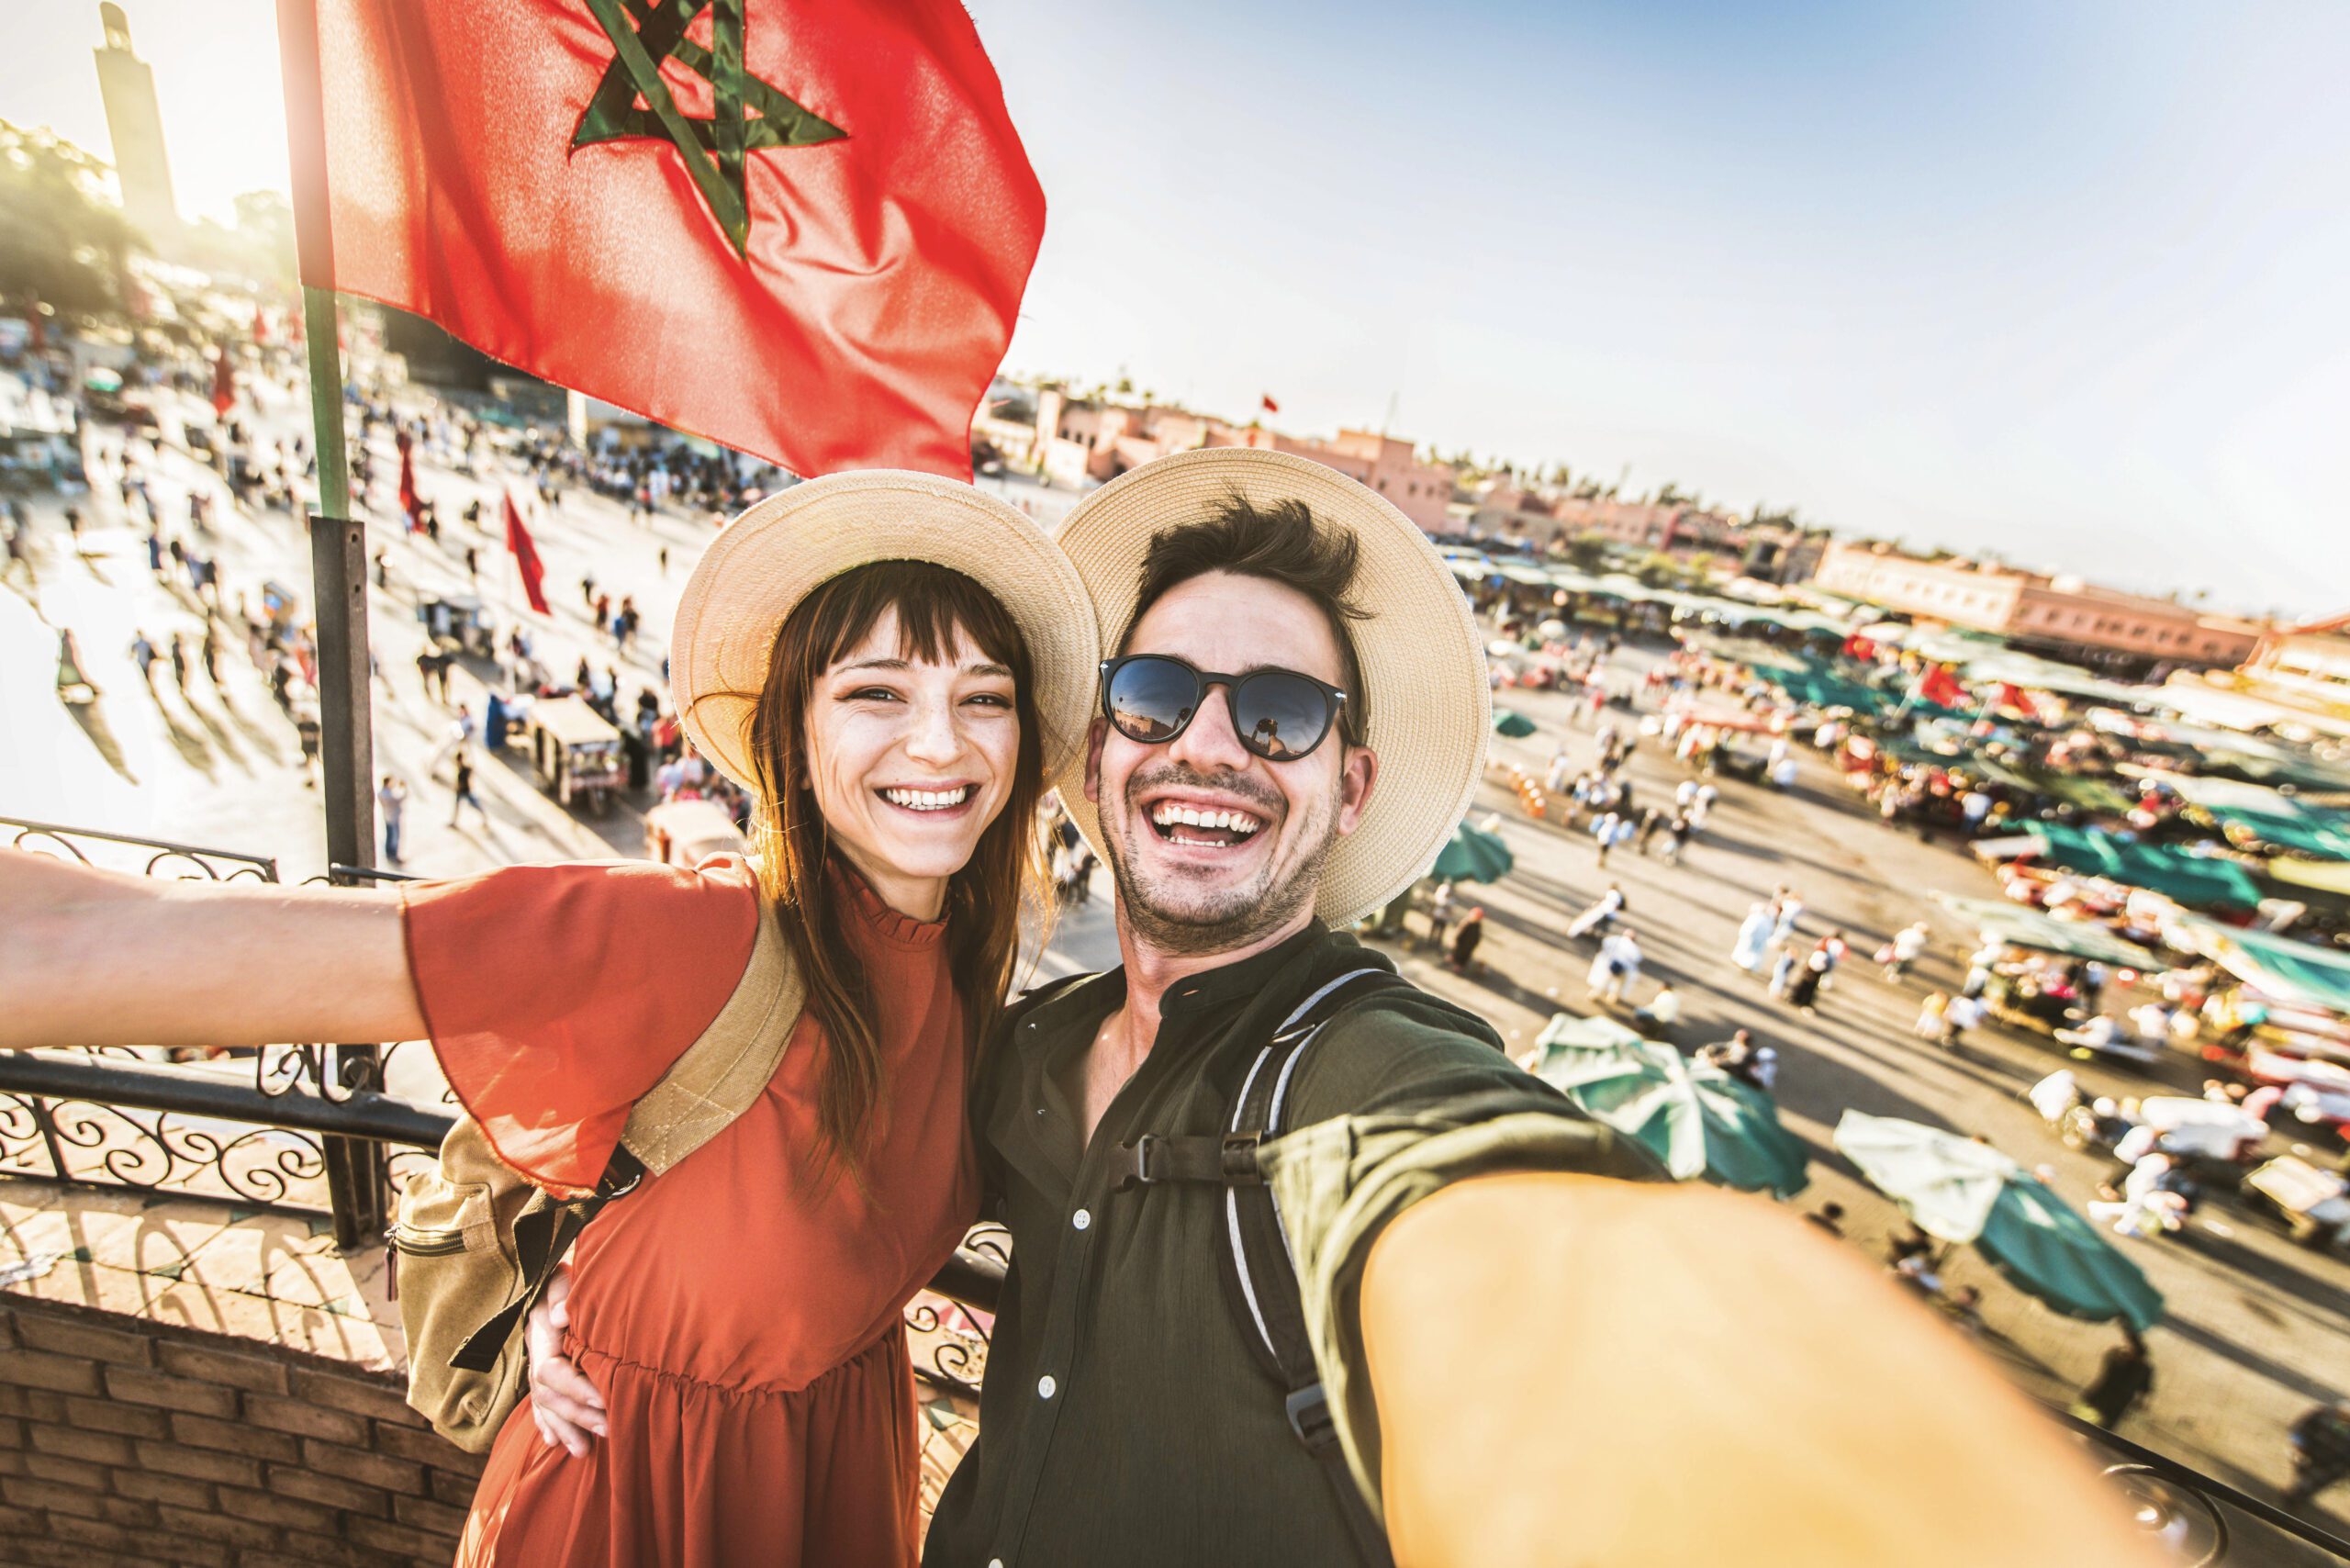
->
[400, 857, 979, 1566]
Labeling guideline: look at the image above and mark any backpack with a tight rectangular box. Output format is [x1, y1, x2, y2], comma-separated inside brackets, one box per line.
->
[1103, 967, 1408, 1567]
[391, 902, 804, 1451]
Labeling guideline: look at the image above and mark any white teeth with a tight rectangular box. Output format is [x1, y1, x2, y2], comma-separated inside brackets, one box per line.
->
[1151, 802, 1260, 839]
[884, 786, 969, 811]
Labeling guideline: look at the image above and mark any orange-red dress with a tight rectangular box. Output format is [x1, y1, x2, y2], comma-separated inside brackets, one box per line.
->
[400, 856, 979, 1567]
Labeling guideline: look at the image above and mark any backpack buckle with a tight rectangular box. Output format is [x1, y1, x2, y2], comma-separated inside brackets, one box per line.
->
[1112, 1134, 1163, 1192]
[1285, 1382, 1337, 1450]
[1220, 1132, 1263, 1184]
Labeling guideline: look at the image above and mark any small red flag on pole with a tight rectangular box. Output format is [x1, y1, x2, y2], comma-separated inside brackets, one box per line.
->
[210, 350, 237, 418]
[1260, 393, 1281, 415]
[503, 491, 551, 616]
[397, 445, 422, 531]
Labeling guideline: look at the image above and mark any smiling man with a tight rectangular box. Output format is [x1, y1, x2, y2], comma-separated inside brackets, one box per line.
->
[913, 449, 2158, 1568]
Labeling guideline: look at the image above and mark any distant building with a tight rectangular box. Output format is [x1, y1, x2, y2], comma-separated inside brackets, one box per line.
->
[92, 4, 179, 245]
[1811, 540, 2264, 670]
[2229, 613, 2350, 734]
[1013, 386, 1459, 532]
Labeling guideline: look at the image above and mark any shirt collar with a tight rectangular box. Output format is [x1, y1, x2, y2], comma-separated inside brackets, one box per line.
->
[1156, 922, 1331, 1017]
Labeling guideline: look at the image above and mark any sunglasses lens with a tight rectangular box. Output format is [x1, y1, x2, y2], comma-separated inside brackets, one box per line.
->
[1106, 656, 1198, 742]
[1233, 672, 1335, 760]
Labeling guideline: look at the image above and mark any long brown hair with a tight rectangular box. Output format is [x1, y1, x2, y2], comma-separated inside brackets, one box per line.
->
[736, 561, 1046, 1183]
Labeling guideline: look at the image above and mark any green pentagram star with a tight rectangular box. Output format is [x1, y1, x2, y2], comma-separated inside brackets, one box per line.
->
[575, 0, 847, 254]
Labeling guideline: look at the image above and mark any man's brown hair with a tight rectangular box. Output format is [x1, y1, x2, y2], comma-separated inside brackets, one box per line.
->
[1119, 494, 1371, 745]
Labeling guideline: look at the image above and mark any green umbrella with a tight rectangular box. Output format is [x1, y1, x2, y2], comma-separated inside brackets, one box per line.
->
[1493, 709, 1538, 738]
[1832, 1111, 2163, 1330]
[1536, 1025, 1810, 1197]
[1427, 820, 1515, 883]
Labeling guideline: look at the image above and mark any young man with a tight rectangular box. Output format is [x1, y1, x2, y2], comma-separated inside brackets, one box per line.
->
[531, 451, 2155, 1568]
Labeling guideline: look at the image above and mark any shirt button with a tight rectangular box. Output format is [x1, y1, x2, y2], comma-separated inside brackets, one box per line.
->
[990, 1560, 1005, 1568]
[1037, 1374, 1058, 1400]
[1071, 1208, 1091, 1231]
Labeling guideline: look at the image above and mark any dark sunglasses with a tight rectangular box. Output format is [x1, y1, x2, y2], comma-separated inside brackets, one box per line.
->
[1100, 655, 1350, 762]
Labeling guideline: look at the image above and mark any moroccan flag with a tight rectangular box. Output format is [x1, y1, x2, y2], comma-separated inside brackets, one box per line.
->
[504, 491, 551, 614]
[1841, 633, 1877, 663]
[210, 351, 237, 418]
[397, 445, 423, 529]
[1260, 393, 1280, 415]
[283, 0, 1046, 479]
[252, 305, 270, 344]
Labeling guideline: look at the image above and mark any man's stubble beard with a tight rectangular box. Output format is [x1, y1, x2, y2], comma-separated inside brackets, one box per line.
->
[1102, 787, 1338, 958]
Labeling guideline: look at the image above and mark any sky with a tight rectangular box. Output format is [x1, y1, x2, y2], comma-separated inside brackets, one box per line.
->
[5, 1, 2345, 616]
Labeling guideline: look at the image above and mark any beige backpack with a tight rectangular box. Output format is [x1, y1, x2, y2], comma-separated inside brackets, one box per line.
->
[392, 904, 803, 1450]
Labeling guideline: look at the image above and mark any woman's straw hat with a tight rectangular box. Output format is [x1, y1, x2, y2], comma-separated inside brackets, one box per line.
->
[672, 471, 1102, 791]
[1052, 447, 1491, 928]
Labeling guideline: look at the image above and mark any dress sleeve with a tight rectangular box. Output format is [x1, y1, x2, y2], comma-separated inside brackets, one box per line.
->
[399, 856, 761, 1197]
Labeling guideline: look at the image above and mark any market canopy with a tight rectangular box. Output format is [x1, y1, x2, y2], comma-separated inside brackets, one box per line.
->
[1965, 756, 2134, 814]
[2168, 915, 2350, 1016]
[1429, 820, 1514, 883]
[2147, 771, 2350, 861]
[1833, 1112, 2163, 1330]
[1774, 666, 1897, 715]
[2018, 823, 2265, 910]
[1535, 1021, 1810, 1197]
[1930, 894, 2158, 969]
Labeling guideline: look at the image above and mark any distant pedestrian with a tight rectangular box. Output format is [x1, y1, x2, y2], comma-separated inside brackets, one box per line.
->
[1884, 922, 1930, 982]
[1942, 991, 1984, 1047]
[1805, 1203, 1846, 1239]
[2286, 1399, 2350, 1510]
[1447, 907, 1485, 974]
[1592, 810, 1620, 867]
[1731, 902, 1774, 974]
[1566, 885, 1626, 940]
[1660, 813, 1689, 865]
[658, 543, 670, 576]
[1771, 891, 1804, 946]
[1914, 991, 1951, 1039]
[464, 544, 480, 581]
[129, 631, 160, 689]
[295, 708, 322, 784]
[449, 753, 487, 827]
[169, 635, 191, 696]
[1786, 949, 1830, 1013]
[377, 775, 408, 865]
[2069, 1330, 2154, 1432]
[1427, 879, 1456, 948]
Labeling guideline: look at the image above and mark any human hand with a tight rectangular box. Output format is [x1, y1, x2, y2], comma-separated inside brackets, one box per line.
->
[526, 1265, 607, 1456]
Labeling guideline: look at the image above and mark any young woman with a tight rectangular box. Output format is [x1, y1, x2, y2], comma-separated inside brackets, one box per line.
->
[0, 471, 1101, 1566]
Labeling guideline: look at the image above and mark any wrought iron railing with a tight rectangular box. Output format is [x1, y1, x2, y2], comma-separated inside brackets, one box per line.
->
[0, 817, 1001, 1406]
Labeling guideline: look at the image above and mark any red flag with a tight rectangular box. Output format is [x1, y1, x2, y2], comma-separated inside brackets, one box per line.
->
[252, 305, 270, 344]
[503, 491, 551, 615]
[397, 445, 422, 529]
[1260, 393, 1280, 415]
[1994, 681, 2033, 716]
[293, 0, 1045, 479]
[210, 351, 237, 418]
[1841, 633, 1877, 662]
[1919, 663, 1967, 709]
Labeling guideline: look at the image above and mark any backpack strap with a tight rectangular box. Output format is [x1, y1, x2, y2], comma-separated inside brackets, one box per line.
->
[1112, 965, 1407, 1567]
[450, 902, 803, 1375]
[621, 902, 805, 1174]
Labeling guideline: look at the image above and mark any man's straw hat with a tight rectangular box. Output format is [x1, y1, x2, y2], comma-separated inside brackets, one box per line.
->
[1053, 447, 1491, 928]
[672, 471, 1102, 791]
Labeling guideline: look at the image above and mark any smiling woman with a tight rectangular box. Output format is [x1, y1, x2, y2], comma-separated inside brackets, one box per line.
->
[3, 470, 1103, 1568]
[737, 559, 1045, 1179]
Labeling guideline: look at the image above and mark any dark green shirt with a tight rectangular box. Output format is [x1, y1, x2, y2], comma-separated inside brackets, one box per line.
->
[923, 924, 1662, 1567]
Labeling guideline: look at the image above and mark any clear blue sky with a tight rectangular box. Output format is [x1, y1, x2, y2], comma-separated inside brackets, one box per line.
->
[6, 1, 2344, 614]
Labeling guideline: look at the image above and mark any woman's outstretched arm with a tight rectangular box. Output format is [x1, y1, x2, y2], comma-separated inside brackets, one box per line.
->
[0, 846, 425, 1050]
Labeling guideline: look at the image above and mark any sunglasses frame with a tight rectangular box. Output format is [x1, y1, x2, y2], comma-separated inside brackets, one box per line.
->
[1098, 655, 1350, 762]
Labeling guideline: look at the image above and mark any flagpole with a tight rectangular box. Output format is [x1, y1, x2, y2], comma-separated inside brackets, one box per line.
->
[276, 0, 386, 1249]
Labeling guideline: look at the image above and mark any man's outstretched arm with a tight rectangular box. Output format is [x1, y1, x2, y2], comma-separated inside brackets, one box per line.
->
[1360, 1173, 2159, 1568]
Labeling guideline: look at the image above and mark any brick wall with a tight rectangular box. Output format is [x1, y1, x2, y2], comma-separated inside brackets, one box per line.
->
[0, 1294, 483, 1568]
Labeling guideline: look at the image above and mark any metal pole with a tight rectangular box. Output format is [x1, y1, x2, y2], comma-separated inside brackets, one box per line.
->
[278, 0, 386, 1248]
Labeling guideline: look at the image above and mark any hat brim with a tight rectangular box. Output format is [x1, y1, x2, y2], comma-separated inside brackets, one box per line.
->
[672, 472, 1102, 792]
[1052, 448, 1491, 928]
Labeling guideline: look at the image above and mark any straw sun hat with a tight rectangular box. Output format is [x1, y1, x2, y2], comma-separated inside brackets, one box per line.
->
[1054, 447, 1492, 928]
[671, 470, 1102, 794]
